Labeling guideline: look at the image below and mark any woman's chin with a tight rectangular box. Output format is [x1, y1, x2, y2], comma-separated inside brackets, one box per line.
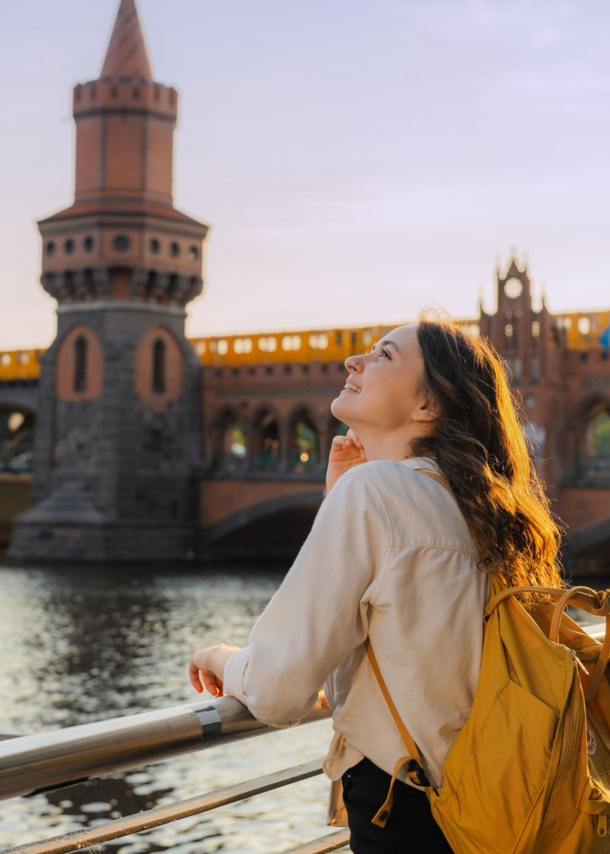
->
[331, 394, 355, 421]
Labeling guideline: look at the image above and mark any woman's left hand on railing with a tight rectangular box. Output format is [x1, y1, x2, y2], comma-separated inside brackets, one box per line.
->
[189, 643, 240, 697]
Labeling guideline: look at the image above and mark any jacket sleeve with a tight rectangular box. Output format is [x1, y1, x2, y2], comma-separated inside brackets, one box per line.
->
[222, 468, 391, 724]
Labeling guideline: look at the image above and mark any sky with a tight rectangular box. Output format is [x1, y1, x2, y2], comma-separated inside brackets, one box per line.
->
[1, 0, 610, 349]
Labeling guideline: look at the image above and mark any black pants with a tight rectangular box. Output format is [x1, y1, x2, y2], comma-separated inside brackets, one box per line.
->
[342, 758, 454, 853]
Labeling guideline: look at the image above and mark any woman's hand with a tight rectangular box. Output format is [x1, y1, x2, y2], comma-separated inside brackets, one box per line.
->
[326, 429, 367, 493]
[189, 643, 240, 697]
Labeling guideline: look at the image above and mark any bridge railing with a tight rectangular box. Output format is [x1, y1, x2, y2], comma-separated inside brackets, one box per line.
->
[0, 694, 349, 854]
[4, 625, 603, 852]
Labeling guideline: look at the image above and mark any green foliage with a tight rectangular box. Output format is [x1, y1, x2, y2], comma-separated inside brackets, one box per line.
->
[592, 412, 610, 458]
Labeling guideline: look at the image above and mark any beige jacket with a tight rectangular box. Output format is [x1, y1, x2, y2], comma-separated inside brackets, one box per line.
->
[223, 456, 488, 797]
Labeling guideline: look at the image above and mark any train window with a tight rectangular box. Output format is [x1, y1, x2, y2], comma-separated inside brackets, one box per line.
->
[282, 335, 301, 351]
[309, 334, 329, 349]
[258, 337, 277, 352]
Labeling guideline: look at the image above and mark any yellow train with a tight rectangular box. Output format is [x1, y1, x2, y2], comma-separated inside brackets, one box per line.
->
[0, 349, 46, 382]
[0, 311, 608, 379]
[190, 320, 481, 367]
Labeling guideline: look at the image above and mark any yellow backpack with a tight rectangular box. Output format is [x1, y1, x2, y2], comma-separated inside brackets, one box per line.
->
[367, 472, 610, 853]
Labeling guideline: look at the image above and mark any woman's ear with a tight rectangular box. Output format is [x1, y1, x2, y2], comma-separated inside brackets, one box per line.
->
[412, 395, 440, 423]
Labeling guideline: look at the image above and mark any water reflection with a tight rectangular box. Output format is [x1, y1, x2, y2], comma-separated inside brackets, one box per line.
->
[0, 565, 335, 852]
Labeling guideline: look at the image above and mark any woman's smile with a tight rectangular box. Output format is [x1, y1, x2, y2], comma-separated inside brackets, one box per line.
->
[342, 382, 362, 394]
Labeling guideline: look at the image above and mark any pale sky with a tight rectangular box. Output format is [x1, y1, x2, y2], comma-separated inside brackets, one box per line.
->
[2, 0, 610, 349]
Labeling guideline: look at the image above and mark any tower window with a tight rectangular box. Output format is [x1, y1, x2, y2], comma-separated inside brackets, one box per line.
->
[74, 336, 88, 393]
[46, 241, 56, 257]
[83, 236, 94, 252]
[149, 238, 160, 254]
[113, 235, 130, 252]
[169, 242, 180, 257]
[152, 338, 166, 394]
[188, 245, 199, 261]
[64, 238, 75, 255]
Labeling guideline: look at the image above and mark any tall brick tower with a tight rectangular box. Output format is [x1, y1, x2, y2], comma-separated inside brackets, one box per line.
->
[10, 0, 208, 562]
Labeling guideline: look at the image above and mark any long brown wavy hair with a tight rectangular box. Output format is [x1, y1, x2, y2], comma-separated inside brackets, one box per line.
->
[411, 317, 563, 590]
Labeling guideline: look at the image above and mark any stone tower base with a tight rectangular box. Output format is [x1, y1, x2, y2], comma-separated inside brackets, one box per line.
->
[8, 483, 195, 564]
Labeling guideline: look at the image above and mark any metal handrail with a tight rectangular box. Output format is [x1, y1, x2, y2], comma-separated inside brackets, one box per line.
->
[0, 694, 330, 800]
[0, 695, 347, 853]
[285, 830, 351, 853]
[3, 759, 349, 854]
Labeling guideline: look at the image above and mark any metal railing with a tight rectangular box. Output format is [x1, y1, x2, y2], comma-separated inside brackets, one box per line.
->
[0, 694, 349, 854]
[4, 625, 603, 853]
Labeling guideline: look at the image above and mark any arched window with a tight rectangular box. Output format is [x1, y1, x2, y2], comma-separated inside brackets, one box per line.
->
[74, 336, 87, 393]
[152, 338, 166, 394]
[587, 411, 610, 459]
[213, 410, 246, 471]
[252, 409, 280, 470]
[578, 406, 610, 484]
[290, 410, 319, 471]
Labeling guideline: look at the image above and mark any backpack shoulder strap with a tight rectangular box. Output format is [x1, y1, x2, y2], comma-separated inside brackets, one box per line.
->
[364, 467, 448, 798]
[364, 638, 432, 827]
[364, 639, 423, 769]
[415, 467, 451, 491]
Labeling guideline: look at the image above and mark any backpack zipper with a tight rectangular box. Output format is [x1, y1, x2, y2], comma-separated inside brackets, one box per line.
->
[550, 665, 581, 797]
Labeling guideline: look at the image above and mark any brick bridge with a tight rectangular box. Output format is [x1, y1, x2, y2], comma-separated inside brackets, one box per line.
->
[5, 259, 610, 571]
[3, 0, 609, 570]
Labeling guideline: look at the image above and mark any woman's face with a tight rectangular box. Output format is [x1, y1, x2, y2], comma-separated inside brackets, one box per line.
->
[331, 324, 432, 436]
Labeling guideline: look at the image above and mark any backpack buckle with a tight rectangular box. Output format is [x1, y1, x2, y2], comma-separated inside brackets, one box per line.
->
[407, 759, 431, 788]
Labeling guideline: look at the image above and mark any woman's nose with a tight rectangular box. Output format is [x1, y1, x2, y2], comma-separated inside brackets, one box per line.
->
[345, 354, 363, 373]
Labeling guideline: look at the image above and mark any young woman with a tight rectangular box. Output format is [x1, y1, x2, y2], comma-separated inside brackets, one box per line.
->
[189, 319, 562, 853]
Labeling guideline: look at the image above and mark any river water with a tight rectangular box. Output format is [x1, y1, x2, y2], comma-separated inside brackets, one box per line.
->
[0, 564, 338, 853]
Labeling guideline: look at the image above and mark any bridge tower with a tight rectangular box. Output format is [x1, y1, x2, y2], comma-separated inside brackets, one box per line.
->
[9, 0, 208, 562]
[479, 253, 564, 492]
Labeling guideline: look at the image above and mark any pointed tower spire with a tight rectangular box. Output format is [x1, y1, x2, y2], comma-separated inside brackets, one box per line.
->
[101, 0, 152, 79]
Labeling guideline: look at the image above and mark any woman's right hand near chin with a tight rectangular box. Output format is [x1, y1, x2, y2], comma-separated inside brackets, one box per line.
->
[326, 429, 367, 493]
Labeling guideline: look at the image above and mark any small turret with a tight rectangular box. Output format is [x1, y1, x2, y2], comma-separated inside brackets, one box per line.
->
[38, 0, 207, 309]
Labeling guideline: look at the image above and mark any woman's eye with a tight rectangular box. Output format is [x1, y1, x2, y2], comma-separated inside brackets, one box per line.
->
[380, 348, 390, 359]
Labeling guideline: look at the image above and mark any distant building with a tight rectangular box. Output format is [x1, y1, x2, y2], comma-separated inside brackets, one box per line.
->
[1, 0, 609, 571]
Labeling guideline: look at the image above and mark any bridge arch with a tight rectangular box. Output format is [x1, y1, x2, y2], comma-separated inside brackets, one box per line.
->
[210, 406, 246, 472]
[567, 394, 610, 486]
[202, 489, 324, 558]
[250, 406, 281, 471]
[288, 406, 320, 472]
[0, 404, 35, 473]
